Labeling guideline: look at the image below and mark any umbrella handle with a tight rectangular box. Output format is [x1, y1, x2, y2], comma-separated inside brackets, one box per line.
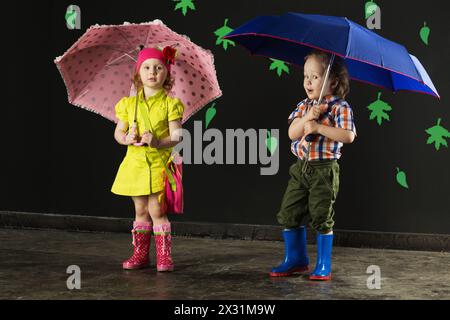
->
[305, 113, 324, 142]
[131, 122, 137, 134]
[305, 133, 316, 142]
[130, 122, 142, 142]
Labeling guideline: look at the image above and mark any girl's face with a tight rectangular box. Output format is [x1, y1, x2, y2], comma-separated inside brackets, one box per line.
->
[303, 55, 333, 101]
[139, 58, 168, 90]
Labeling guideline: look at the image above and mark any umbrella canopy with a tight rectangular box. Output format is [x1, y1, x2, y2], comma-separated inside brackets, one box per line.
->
[224, 12, 439, 98]
[55, 20, 222, 123]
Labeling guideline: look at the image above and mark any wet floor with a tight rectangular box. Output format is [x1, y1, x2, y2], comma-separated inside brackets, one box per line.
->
[0, 228, 449, 300]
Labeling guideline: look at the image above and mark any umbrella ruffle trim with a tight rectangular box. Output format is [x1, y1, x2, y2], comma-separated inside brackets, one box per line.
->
[178, 90, 223, 125]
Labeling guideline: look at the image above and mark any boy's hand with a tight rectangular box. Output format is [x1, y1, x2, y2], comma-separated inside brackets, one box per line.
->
[305, 103, 328, 121]
[304, 120, 321, 136]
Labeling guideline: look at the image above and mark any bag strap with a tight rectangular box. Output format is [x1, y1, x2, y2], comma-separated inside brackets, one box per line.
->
[135, 92, 177, 192]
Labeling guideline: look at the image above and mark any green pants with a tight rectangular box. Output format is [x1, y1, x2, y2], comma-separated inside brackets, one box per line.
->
[277, 159, 340, 233]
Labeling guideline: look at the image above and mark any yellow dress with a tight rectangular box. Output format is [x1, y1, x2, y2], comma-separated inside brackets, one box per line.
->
[111, 89, 185, 196]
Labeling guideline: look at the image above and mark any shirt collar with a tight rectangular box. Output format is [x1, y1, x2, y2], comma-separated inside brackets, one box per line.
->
[306, 94, 339, 106]
[138, 88, 165, 102]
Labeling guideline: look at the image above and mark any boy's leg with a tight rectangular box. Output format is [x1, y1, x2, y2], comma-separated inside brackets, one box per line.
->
[270, 160, 310, 277]
[307, 161, 339, 233]
[307, 161, 340, 280]
[276, 160, 310, 228]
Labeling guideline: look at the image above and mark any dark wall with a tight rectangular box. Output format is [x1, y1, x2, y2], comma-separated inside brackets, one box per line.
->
[4, 0, 450, 234]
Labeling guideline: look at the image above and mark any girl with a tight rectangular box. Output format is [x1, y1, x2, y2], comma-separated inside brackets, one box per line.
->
[270, 49, 356, 280]
[111, 47, 184, 272]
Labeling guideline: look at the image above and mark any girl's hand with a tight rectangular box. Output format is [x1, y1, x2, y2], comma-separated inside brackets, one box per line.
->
[304, 120, 321, 136]
[125, 126, 138, 145]
[305, 103, 328, 121]
[134, 131, 159, 148]
[134, 131, 152, 146]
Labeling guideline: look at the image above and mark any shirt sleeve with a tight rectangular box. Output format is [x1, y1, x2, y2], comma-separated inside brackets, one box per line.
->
[114, 97, 129, 123]
[288, 101, 307, 125]
[334, 103, 357, 136]
[168, 98, 185, 122]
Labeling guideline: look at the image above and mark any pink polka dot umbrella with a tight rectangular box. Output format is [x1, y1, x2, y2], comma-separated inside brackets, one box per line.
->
[54, 20, 222, 124]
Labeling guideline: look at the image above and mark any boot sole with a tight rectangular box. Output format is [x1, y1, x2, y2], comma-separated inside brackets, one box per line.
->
[269, 266, 309, 277]
[309, 273, 332, 281]
[122, 263, 149, 270]
[157, 266, 174, 272]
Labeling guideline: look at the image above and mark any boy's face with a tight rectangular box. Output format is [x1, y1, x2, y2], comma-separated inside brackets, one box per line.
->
[139, 58, 168, 90]
[303, 55, 332, 101]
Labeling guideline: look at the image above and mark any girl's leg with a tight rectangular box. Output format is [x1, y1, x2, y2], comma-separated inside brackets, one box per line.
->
[132, 196, 152, 223]
[149, 192, 174, 272]
[122, 196, 152, 270]
[147, 192, 167, 225]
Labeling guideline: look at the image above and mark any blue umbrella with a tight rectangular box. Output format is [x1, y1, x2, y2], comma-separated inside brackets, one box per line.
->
[224, 12, 439, 99]
[224, 12, 440, 160]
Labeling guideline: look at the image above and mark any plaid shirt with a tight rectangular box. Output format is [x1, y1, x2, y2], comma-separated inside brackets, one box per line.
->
[288, 95, 357, 161]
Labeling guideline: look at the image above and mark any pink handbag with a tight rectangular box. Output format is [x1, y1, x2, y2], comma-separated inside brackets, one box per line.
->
[162, 154, 184, 214]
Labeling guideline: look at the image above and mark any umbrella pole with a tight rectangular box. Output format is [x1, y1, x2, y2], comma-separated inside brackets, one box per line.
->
[133, 88, 139, 138]
[316, 53, 335, 108]
[303, 53, 335, 172]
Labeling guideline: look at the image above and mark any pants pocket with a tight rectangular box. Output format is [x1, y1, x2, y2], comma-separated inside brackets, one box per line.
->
[316, 167, 334, 195]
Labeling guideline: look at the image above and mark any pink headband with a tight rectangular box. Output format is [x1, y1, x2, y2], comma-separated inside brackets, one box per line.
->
[135, 47, 176, 74]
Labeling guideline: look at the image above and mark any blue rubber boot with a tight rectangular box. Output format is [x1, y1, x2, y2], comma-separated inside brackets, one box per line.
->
[269, 227, 309, 277]
[310, 233, 333, 281]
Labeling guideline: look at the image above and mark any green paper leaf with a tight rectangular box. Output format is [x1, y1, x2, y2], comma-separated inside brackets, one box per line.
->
[269, 59, 290, 77]
[214, 19, 236, 50]
[420, 21, 430, 45]
[367, 92, 392, 126]
[425, 118, 450, 151]
[65, 10, 77, 29]
[365, 0, 378, 19]
[205, 103, 217, 129]
[266, 130, 278, 155]
[396, 167, 409, 189]
[174, 0, 196, 16]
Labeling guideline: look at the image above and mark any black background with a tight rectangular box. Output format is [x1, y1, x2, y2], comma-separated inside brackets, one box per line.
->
[3, 0, 450, 233]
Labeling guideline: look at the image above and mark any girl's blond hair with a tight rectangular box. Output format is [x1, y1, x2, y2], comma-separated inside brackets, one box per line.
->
[304, 50, 350, 99]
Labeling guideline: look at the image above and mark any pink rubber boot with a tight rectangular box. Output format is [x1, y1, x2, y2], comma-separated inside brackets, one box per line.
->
[122, 221, 152, 270]
[153, 223, 174, 272]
